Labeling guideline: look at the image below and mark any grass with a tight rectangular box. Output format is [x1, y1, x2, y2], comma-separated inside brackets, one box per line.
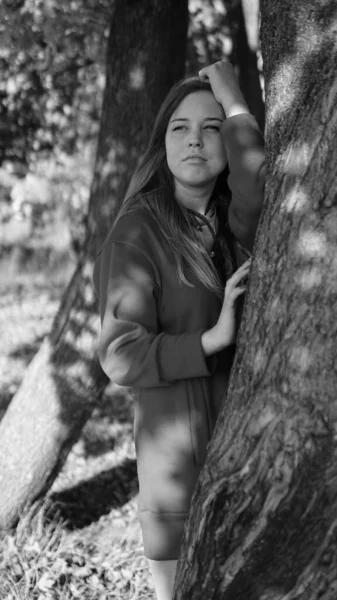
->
[0, 234, 156, 600]
[0, 500, 153, 599]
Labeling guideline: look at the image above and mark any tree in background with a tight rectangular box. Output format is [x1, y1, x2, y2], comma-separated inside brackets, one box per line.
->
[0, 0, 189, 533]
[173, 0, 337, 597]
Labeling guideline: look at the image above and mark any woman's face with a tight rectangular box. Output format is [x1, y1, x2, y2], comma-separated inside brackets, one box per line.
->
[165, 91, 227, 194]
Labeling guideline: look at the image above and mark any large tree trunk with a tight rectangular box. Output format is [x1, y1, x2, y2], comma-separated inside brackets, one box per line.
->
[0, 0, 188, 533]
[174, 1, 337, 598]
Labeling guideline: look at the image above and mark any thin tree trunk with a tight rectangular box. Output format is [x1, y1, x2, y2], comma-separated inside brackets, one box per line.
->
[0, 0, 188, 533]
[173, 1, 337, 598]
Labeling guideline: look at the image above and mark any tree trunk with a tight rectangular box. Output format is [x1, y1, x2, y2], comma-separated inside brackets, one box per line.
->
[226, 0, 265, 131]
[174, 1, 337, 598]
[0, 0, 188, 533]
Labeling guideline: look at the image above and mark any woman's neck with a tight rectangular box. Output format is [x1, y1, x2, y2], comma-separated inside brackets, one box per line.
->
[174, 182, 214, 215]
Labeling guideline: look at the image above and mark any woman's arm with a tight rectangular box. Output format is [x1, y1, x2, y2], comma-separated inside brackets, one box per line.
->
[199, 60, 265, 251]
[93, 239, 217, 388]
[223, 113, 265, 251]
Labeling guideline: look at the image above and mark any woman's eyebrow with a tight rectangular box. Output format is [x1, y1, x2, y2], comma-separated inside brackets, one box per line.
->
[169, 117, 224, 123]
[170, 118, 189, 123]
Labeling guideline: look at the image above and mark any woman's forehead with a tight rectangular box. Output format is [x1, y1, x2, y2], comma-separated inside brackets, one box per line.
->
[171, 91, 225, 121]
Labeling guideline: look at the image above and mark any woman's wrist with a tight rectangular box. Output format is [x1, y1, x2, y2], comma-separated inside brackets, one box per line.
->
[220, 90, 250, 119]
[201, 326, 231, 356]
[224, 102, 251, 119]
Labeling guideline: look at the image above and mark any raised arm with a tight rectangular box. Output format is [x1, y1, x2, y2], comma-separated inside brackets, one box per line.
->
[199, 60, 265, 251]
[223, 113, 265, 250]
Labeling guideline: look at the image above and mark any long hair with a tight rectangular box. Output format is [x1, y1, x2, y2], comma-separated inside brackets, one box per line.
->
[116, 77, 231, 297]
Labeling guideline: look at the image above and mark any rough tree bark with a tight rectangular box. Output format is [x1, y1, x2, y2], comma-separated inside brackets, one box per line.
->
[0, 0, 188, 533]
[174, 1, 337, 598]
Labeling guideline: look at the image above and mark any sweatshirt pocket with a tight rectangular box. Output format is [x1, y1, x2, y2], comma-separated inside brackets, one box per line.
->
[186, 378, 211, 466]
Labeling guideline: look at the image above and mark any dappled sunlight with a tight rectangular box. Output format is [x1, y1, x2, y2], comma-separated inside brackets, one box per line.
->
[296, 230, 327, 259]
[331, 251, 337, 277]
[267, 296, 281, 320]
[280, 186, 310, 214]
[252, 346, 269, 377]
[298, 266, 323, 290]
[268, 61, 297, 125]
[245, 405, 279, 438]
[95, 141, 129, 187]
[289, 344, 312, 373]
[100, 156, 117, 181]
[281, 142, 312, 175]
[267, 8, 336, 130]
[323, 75, 337, 115]
[294, 20, 320, 55]
[129, 64, 145, 89]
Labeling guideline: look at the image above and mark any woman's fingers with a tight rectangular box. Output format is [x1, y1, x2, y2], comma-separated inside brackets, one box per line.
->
[199, 59, 232, 78]
[227, 260, 251, 287]
[231, 285, 247, 299]
[198, 68, 209, 81]
[198, 64, 215, 80]
[223, 259, 252, 304]
[238, 258, 252, 270]
[222, 283, 246, 311]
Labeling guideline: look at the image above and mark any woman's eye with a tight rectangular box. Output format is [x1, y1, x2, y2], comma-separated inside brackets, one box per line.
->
[172, 125, 187, 132]
[204, 125, 219, 132]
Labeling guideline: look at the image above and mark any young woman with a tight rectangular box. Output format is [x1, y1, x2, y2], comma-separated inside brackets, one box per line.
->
[93, 60, 265, 600]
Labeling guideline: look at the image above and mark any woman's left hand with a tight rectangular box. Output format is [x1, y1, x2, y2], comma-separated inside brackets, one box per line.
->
[199, 59, 249, 118]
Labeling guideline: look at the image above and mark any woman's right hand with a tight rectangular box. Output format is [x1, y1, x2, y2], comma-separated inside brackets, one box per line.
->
[198, 60, 250, 118]
[201, 259, 251, 356]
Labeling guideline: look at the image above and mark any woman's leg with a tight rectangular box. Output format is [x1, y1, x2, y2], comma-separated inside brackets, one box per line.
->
[148, 559, 178, 600]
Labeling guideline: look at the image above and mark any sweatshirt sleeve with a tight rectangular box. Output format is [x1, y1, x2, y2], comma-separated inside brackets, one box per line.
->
[223, 113, 265, 251]
[93, 239, 214, 388]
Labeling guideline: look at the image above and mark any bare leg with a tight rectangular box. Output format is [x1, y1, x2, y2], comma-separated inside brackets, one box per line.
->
[148, 559, 178, 600]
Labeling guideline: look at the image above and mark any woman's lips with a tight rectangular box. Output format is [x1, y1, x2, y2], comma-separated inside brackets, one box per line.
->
[184, 156, 206, 162]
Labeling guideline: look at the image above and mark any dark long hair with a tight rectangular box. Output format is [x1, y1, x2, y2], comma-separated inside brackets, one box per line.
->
[117, 77, 231, 296]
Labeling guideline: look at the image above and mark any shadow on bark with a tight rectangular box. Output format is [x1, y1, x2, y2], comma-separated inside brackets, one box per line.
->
[49, 458, 138, 529]
[261, 2, 337, 162]
[9, 335, 46, 361]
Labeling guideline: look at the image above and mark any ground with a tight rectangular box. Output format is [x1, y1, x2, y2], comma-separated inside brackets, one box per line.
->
[0, 251, 156, 600]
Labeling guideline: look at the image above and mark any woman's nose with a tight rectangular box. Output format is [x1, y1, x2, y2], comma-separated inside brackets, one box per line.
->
[187, 130, 203, 147]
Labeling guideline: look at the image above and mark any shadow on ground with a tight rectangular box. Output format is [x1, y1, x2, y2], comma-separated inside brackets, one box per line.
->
[49, 457, 138, 529]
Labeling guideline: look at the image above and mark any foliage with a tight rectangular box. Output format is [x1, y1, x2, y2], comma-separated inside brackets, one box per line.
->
[0, 0, 111, 168]
[187, 0, 233, 74]
[0, 502, 153, 600]
[0, 0, 114, 246]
